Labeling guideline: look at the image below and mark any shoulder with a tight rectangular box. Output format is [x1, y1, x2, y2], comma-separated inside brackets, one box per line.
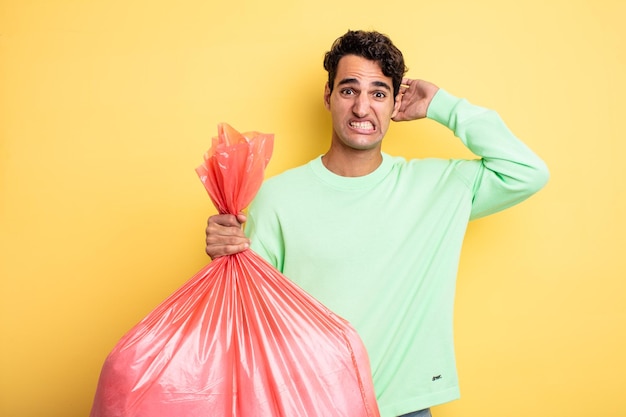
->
[260, 161, 314, 193]
[252, 160, 316, 209]
[385, 153, 481, 192]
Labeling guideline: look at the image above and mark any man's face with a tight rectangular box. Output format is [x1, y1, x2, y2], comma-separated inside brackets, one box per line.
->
[324, 54, 400, 152]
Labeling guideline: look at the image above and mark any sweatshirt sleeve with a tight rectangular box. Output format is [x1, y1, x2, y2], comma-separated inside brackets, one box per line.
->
[245, 182, 286, 272]
[427, 89, 550, 220]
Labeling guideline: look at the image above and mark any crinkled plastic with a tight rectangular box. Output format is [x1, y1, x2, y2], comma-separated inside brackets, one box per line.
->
[90, 123, 380, 417]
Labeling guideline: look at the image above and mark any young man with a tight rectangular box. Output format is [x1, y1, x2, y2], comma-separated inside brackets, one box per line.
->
[205, 30, 549, 417]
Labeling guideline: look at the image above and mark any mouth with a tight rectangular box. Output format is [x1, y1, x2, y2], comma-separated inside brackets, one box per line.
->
[349, 120, 375, 132]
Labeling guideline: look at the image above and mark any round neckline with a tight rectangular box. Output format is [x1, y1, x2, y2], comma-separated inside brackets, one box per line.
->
[308, 153, 394, 191]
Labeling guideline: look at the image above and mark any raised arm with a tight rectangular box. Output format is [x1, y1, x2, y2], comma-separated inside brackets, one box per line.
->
[393, 78, 549, 219]
[428, 88, 550, 219]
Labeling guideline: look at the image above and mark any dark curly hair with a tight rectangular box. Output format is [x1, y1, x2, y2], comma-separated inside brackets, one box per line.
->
[323, 30, 408, 99]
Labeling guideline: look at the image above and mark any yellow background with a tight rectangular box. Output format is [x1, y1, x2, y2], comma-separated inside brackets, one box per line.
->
[1, 0, 624, 416]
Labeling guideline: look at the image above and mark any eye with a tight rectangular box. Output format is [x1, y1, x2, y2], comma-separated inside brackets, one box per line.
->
[373, 91, 387, 99]
[340, 88, 356, 96]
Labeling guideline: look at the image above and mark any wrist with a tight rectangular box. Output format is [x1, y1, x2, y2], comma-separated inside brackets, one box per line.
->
[426, 89, 460, 124]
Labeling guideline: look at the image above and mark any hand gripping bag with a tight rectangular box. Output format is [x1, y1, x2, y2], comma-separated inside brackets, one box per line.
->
[90, 123, 380, 417]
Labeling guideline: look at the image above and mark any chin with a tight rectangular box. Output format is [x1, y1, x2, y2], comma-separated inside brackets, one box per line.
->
[345, 142, 382, 151]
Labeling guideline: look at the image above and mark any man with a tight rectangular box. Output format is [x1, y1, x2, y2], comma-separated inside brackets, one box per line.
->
[205, 30, 549, 417]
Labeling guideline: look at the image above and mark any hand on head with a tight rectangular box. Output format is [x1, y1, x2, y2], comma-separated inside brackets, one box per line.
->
[392, 78, 440, 122]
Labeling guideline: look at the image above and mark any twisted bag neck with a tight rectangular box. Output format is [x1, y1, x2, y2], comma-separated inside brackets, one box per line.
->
[196, 123, 274, 215]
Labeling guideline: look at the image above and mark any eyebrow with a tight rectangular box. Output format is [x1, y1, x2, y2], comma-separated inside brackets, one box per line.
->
[337, 78, 392, 91]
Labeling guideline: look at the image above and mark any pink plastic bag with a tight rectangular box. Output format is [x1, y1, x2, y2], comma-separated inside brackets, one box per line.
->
[90, 123, 380, 417]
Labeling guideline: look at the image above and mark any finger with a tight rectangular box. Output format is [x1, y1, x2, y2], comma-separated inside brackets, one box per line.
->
[208, 214, 242, 228]
[401, 77, 416, 88]
[205, 231, 250, 254]
[206, 233, 249, 248]
[399, 80, 409, 94]
[206, 223, 246, 240]
[206, 242, 250, 259]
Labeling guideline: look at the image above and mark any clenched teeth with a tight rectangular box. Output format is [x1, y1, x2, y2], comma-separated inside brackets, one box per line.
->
[350, 121, 374, 130]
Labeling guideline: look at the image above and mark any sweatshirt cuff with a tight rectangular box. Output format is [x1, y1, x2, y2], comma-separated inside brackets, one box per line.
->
[426, 89, 462, 127]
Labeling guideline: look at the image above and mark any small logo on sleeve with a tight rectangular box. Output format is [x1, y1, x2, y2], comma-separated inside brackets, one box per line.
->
[432, 375, 442, 381]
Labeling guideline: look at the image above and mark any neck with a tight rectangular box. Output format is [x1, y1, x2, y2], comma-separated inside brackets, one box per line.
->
[321, 147, 383, 177]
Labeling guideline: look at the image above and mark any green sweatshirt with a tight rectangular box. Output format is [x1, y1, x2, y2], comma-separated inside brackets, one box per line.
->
[245, 89, 549, 417]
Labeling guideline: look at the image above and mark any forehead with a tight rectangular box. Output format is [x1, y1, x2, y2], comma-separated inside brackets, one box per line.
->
[334, 55, 391, 86]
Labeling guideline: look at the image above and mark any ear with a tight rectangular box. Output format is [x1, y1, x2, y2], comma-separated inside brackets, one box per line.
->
[391, 92, 402, 119]
[323, 82, 331, 110]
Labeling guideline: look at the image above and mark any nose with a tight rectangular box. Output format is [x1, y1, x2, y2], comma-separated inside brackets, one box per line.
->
[352, 93, 370, 118]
